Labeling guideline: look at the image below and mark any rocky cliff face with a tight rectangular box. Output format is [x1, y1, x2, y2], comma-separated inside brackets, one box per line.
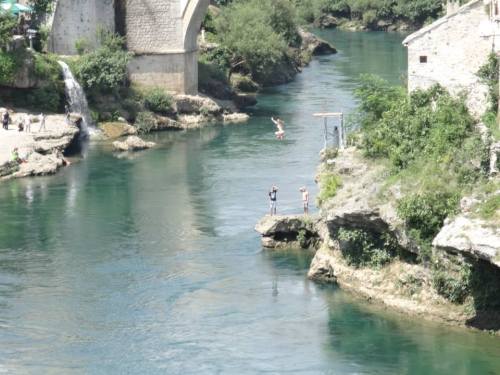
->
[255, 148, 500, 331]
[0, 112, 80, 180]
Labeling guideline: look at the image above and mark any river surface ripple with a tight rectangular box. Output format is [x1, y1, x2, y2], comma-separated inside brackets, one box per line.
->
[0, 30, 499, 374]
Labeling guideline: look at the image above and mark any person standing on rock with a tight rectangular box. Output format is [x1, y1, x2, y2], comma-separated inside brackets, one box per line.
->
[24, 114, 31, 133]
[2, 110, 10, 130]
[38, 113, 46, 132]
[269, 186, 278, 216]
[300, 187, 309, 215]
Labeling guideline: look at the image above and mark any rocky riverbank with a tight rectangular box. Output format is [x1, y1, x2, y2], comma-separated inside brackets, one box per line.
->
[0, 110, 80, 180]
[255, 148, 500, 332]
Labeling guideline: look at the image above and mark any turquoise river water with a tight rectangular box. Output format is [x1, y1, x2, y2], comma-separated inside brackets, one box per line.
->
[0, 30, 499, 374]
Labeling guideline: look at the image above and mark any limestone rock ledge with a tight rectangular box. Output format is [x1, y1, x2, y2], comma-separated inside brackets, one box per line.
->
[308, 243, 471, 326]
[0, 113, 80, 180]
[299, 28, 337, 55]
[433, 216, 500, 269]
[255, 215, 322, 249]
[319, 148, 419, 254]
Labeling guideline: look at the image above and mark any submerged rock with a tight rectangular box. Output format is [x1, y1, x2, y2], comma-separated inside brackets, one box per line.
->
[112, 136, 156, 152]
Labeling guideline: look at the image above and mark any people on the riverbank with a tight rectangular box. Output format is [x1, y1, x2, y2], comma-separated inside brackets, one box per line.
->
[271, 117, 285, 140]
[38, 113, 46, 132]
[269, 186, 278, 215]
[24, 115, 31, 133]
[300, 187, 309, 215]
[2, 110, 10, 130]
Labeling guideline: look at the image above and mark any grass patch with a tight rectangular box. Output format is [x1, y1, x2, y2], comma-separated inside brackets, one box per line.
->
[317, 173, 342, 205]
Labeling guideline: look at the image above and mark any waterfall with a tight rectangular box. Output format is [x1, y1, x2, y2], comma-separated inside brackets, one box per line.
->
[58, 61, 93, 135]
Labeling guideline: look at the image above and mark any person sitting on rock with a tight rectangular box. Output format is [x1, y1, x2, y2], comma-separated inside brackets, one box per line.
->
[271, 117, 285, 140]
[11, 148, 26, 164]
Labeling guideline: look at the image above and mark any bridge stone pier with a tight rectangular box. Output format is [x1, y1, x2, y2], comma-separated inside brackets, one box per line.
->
[49, 0, 209, 94]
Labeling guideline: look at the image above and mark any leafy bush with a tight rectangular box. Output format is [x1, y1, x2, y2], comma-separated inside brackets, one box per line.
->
[73, 32, 132, 94]
[26, 86, 62, 112]
[356, 78, 474, 170]
[0, 12, 17, 48]
[432, 261, 471, 304]
[135, 111, 157, 134]
[477, 52, 499, 114]
[143, 88, 173, 115]
[75, 38, 91, 55]
[0, 51, 17, 85]
[397, 192, 460, 241]
[478, 194, 500, 220]
[338, 228, 396, 268]
[214, 0, 296, 82]
[317, 173, 342, 205]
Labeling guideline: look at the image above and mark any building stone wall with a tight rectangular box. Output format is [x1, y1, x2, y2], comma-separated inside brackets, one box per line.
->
[49, 0, 115, 55]
[405, 1, 500, 118]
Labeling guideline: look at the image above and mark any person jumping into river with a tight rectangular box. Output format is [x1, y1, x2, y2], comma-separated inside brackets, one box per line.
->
[300, 187, 309, 215]
[271, 117, 285, 140]
[269, 186, 278, 216]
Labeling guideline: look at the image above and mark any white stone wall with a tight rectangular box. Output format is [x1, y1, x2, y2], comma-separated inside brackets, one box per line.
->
[125, 0, 183, 53]
[128, 51, 198, 94]
[49, 0, 115, 55]
[406, 2, 498, 117]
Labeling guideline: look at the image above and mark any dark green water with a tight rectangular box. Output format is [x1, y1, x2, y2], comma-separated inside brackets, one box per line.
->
[0, 30, 499, 374]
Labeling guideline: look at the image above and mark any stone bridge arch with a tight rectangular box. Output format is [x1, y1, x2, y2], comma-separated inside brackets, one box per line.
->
[49, 0, 209, 94]
[126, 0, 209, 94]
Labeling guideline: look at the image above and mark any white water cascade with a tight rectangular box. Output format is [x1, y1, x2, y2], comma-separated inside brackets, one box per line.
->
[58, 61, 93, 135]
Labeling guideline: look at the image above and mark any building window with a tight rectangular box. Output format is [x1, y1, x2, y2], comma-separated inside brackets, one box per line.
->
[419, 56, 428, 63]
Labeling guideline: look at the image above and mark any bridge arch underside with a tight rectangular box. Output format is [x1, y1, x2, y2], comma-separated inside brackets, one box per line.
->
[126, 0, 209, 95]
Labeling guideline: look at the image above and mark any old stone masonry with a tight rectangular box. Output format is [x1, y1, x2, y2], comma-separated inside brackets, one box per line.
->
[49, 0, 209, 94]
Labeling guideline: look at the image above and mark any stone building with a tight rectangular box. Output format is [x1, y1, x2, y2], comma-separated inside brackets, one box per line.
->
[48, 0, 209, 94]
[403, 0, 500, 117]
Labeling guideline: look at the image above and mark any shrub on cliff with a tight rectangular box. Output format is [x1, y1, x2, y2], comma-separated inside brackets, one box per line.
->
[355, 77, 475, 170]
[0, 12, 16, 49]
[73, 32, 132, 95]
[0, 51, 17, 85]
[143, 88, 174, 115]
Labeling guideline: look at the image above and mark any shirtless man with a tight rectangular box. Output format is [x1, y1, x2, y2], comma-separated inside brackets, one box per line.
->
[271, 117, 285, 140]
[300, 187, 309, 215]
[269, 186, 278, 216]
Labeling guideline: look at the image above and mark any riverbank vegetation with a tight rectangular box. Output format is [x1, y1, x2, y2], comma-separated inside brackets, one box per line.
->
[200, 0, 336, 99]
[355, 76, 488, 249]
[315, 74, 500, 311]
[295, 0, 447, 30]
